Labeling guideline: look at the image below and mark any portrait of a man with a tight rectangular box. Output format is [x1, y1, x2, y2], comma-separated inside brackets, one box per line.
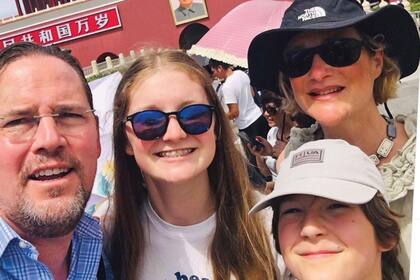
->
[169, 0, 208, 25]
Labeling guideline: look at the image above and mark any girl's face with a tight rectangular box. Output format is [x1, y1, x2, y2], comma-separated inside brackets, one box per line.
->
[262, 102, 283, 127]
[125, 68, 216, 185]
[285, 27, 383, 127]
[277, 195, 387, 280]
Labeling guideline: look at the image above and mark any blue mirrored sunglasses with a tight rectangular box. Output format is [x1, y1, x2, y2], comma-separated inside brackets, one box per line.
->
[126, 104, 215, 140]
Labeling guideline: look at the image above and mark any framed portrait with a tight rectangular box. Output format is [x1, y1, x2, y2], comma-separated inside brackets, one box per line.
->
[169, 0, 209, 26]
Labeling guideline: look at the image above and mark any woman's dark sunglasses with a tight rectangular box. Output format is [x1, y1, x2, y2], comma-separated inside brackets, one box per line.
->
[263, 105, 280, 116]
[282, 38, 366, 78]
[126, 104, 215, 140]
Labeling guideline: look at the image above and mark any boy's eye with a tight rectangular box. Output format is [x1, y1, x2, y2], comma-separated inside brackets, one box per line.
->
[328, 203, 349, 210]
[280, 207, 302, 216]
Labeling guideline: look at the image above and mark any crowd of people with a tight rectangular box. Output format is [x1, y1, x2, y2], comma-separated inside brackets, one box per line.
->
[0, 0, 418, 279]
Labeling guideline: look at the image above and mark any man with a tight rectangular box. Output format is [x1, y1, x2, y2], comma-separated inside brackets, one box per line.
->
[208, 59, 269, 142]
[0, 42, 110, 279]
[209, 59, 270, 189]
[174, 0, 206, 22]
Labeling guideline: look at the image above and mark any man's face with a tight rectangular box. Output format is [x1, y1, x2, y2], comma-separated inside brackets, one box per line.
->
[211, 66, 225, 80]
[0, 55, 100, 238]
[179, 0, 193, 8]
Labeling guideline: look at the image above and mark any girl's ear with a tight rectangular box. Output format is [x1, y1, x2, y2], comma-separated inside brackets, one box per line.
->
[126, 141, 134, 155]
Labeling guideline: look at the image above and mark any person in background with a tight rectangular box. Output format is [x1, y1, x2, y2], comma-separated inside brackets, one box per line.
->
[0, 42, 111, 279]
[248, 90, 295, 194]
[251, 139, 404, 280]
[248, 0, 419, 276]
[208, 59, 269, 140]
[106, 48, 277, 280]
[209, 59, 270, 190]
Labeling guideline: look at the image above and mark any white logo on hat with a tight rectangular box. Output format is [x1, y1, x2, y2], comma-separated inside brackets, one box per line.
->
[291, 148, 324, 167]
[297, 7, 326, 22]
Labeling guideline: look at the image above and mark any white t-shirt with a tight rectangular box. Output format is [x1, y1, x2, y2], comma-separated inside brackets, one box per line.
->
[222, 70, 262, 130]
[138, 201, 216, 280]
[264, 127, 279, 179]
[213, 79, 228, 113]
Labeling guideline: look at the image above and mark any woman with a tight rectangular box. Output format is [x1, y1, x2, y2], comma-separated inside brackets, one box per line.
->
[248, 0, 419, 276]
[106, 48, 277, 279]
[251, 139, 404, 280]
[248, 90, 294, 193]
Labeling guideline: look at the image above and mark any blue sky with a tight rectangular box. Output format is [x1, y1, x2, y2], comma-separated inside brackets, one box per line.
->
[0, 0, 19, 19]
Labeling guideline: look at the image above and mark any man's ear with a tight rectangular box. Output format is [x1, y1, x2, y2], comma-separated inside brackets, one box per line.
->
[95, 116, 101, 159]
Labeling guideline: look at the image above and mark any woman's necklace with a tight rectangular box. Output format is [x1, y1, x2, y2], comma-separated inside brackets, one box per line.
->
[369, 117, 396, 165]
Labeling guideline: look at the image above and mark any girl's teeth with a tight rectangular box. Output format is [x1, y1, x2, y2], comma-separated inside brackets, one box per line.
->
[158, 149, 193, 158]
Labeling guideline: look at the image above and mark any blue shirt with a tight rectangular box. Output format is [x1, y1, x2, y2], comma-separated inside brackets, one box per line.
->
[0, 213, 113, 279]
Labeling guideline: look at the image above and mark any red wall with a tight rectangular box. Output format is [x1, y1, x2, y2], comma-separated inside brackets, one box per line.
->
[59, 0, 248, 66]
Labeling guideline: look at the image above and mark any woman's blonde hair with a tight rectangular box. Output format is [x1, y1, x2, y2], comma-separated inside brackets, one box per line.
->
[280, 30, 401, 115]
[108, 48, 277, 280]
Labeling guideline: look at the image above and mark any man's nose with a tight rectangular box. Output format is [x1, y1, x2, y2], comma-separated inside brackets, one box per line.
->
[30, 116, 66, 153]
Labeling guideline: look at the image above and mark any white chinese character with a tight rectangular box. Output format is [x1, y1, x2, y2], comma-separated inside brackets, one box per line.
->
[76, 18, 89, 33]
[3, 38, 15, 47]
[21, 33, 34, 42]
[57, 23, 72, 39]
[95, 13, 109, 29]
[39, 29, 53, 44]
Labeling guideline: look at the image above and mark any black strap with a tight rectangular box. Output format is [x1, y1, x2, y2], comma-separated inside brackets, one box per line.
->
[384, 102, 394, 120]
[97, 256, 106, 280]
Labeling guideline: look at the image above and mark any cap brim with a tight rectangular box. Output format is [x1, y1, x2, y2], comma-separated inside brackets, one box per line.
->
[248, 5, 420, 93]
[249, 177, 378, 214]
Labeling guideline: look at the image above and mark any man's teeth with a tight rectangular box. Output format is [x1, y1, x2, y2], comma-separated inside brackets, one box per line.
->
[34, 168, 69, 179]
[158, 148, 193, 158]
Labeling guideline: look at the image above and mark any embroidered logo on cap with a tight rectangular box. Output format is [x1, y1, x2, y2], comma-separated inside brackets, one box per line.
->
[297, 7, 326, 22]
[291, 148, 324, 167]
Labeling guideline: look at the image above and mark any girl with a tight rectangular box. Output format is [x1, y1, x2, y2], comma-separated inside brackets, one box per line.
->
[107, 48, 277, 279]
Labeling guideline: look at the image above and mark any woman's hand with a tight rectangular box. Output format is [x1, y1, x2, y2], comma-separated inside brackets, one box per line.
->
[248, 136, 273, 157]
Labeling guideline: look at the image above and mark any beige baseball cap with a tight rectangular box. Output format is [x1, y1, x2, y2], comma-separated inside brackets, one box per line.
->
[250, 139, 388, 214]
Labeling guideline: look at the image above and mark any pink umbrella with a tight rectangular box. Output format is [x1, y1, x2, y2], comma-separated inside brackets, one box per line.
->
[188, 0, 291, 68]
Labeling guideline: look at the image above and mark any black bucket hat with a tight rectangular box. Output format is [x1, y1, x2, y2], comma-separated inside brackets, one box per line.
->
[247, 0, 420, 93]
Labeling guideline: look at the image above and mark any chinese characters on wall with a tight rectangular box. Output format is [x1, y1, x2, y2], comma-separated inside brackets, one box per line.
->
[0, 7, 122, 49]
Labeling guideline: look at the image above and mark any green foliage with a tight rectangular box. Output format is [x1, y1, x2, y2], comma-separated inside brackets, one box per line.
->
[410, 2, 420, 11]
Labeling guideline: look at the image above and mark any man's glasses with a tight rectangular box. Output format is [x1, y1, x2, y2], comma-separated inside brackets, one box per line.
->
[282, 38, 366, 78]
[126, 104, 215, 140]
[263, 105, 280, 116]
[0, 109, 96, 144]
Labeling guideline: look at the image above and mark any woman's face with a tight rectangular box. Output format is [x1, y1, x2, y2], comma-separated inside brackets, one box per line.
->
[285, 28, 383, 127]
[277, 195, 386, 280]
[124, 68, 216, 185]
[262, 102, 283, 127]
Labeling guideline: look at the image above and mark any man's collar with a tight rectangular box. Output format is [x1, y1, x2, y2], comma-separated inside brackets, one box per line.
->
[72, 213, 102, 240]
[0, 217, 24, 257]
[0, 213, 101, 258]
